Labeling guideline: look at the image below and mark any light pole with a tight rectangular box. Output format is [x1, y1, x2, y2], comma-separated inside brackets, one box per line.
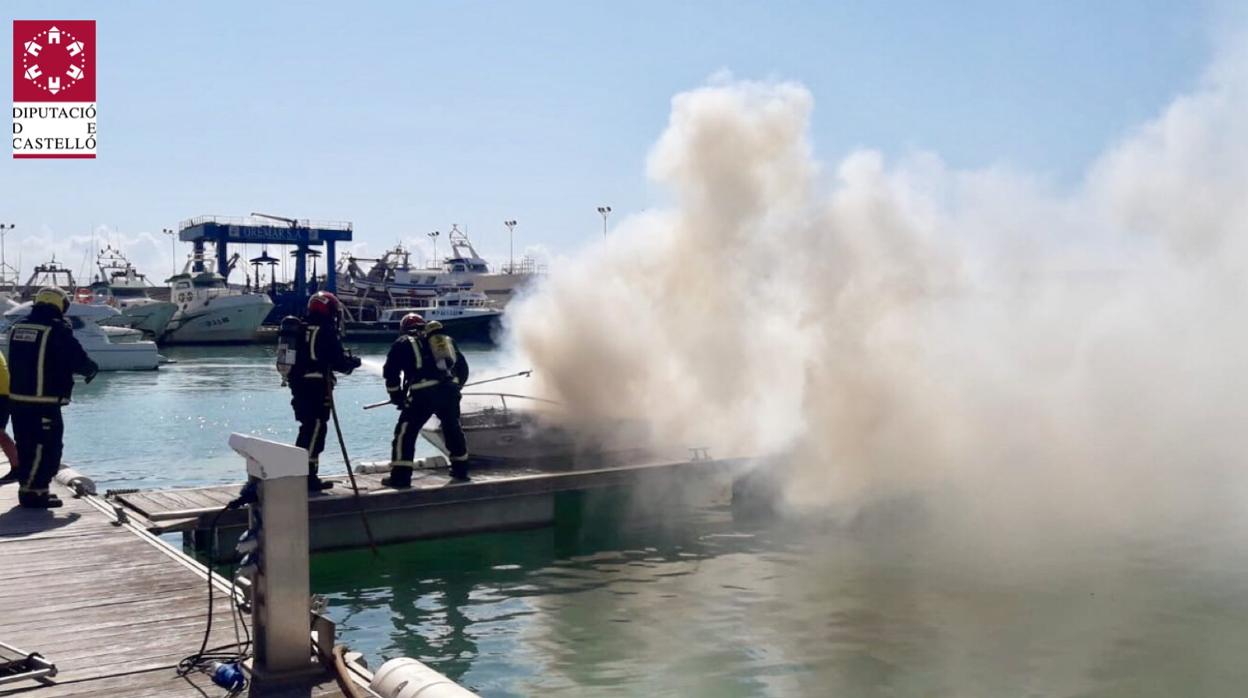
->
[504, 220, 517, 273]
[161, 227, 176, 277]
[0, 224, 14, 289]
[597, 206, 611, 239]
[427, 231, 440, 267]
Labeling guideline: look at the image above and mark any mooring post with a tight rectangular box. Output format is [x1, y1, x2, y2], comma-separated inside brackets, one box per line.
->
[228, 433, 318, 687]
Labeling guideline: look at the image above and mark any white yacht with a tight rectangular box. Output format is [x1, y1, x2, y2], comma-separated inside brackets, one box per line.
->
[88, 246, 178, 340]
[162, 268, 273, 344]
[0, 301, 162, 371]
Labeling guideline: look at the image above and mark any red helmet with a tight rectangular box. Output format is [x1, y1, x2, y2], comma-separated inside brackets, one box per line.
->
[307, 291, 341, 319]
[399, 313, 426, 334]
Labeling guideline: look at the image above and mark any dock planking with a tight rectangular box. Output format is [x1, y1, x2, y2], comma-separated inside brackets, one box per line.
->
[0, 457, 345, 697]
[114, 456, 752, 560]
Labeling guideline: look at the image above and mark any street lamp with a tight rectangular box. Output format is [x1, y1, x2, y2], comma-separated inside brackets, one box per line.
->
[427, 230, 441, 267]
[161, 227, 177, 277]
[0, 224, 15, 289]
[504, 220, 517, 274]
[597, 206, 611, 239]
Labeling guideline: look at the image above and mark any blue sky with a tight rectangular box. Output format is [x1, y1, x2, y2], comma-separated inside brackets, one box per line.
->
[0, 1, 1221, 276]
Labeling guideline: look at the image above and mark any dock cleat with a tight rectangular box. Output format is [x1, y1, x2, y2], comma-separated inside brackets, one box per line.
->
[18, 492, 63, 509]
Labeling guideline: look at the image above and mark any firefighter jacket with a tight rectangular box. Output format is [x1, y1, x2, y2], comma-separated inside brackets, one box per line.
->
[289, 317, 356, 382]
[383, 330, 469, 399]
[7, 304, 97, 405]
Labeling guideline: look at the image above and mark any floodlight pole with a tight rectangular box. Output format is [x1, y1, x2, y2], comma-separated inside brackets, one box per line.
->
[504, 220, 517, 274]
[597, 206, 611, 239]
[428, 231, 440, 267]
[161, 227, 177, 277]
[0, 224, 14, 289]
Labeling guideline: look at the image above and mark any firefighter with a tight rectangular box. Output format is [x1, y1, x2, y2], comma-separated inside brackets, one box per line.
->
[382, 314, 471, 487]
[288, 291, 360, 491]
[6, 287, 98, 508]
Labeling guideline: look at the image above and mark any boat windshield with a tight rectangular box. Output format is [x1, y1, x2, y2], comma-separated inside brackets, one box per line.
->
[445, 257, 489, 273]
[112, 287, 147, 298]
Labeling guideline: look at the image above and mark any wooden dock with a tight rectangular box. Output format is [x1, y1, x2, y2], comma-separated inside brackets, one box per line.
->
[0, 462, 346, 697]
[112, 456, 750, 562]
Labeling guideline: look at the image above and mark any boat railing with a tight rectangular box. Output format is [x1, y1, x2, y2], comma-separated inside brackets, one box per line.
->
[499, 256, 547, 275]
[461, 391, 561, 415]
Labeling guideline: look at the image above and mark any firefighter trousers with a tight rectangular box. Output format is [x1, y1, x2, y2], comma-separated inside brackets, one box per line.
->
[391, 383, 468, 467]
[291, 379, 331, 478]
[12, 403, 64, 497]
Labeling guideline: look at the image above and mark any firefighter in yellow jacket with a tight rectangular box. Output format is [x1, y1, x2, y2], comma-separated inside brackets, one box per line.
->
[0, 348, 18, 480]
[5, 288, 98, 508]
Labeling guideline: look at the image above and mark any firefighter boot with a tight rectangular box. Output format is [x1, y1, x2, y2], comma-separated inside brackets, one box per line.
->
[381, 465, 413, 489]
[18, 491, 63, 509]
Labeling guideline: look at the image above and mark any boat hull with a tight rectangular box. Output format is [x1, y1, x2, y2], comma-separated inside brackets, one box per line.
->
[163, 297, 273, 344]
[0, 334, 160, 371]
[421, 409, 658, 466]
[122, 301, 177, 339]
[344, 312, 501, 344]
[85, 343, 161, 371]
[99, 301, 178, 340]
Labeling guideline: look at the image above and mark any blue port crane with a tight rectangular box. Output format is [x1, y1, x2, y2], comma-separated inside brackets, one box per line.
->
[177, 213, 353, 319]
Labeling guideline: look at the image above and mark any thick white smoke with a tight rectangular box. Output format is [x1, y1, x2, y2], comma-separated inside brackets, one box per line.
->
[508, 52, 1248, 537]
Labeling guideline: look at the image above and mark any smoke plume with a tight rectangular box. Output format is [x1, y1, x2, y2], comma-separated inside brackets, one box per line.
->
[507, 50, 1248, 537]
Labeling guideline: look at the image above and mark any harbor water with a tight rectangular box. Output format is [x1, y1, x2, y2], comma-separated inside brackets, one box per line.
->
[55, 346, 1248, 697]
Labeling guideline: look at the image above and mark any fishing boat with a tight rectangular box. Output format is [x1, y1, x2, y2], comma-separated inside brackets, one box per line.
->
[421, 393, 660, 466]
[342, 290, 502, 343]
[17, 258, 78, 300]
[162, 267, 273, 344]
[338, 244, 473, 299]
[0, 301, 162, 371]
[337, 224, 541, 307]
[87, 245, 178, 340]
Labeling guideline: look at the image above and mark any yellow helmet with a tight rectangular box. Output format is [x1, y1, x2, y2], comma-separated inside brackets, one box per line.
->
[34, 286, 70, 312]
[423, 320, 444, 334]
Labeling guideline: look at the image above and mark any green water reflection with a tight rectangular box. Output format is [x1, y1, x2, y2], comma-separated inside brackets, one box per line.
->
[48, 345, 1248, 697]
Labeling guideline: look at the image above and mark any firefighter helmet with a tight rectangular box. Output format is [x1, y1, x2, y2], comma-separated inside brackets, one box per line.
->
[34, 286, 71, 313]
[306, 291, 340, 319]
[399, 313, 426, 334]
